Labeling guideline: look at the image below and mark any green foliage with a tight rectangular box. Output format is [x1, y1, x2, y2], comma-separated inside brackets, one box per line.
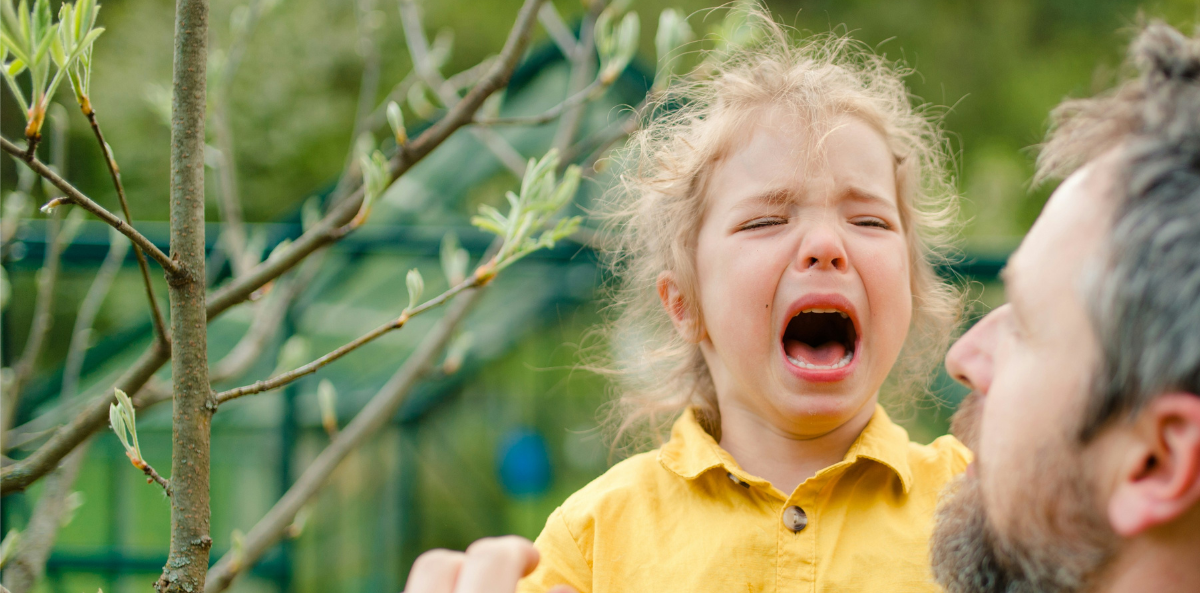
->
[440, 232, 469, 286]
[595, 5, 640, 85]
[0, 0, 103, 131]
[404, 267, 423, 311]
[107, 388, 143, 465]
[654, 8, 693, 90]
[471, 149, 582, 271]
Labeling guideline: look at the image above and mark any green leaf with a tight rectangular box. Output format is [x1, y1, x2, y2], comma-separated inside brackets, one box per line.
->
[405, 268, 424, 311]
[386, 100, 406, 145]
[654, 9, 693, 88]
[440, 232, 469, 285]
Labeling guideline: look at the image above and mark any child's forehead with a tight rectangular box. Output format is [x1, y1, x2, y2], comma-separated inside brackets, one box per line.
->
[704, 112, 897, 201]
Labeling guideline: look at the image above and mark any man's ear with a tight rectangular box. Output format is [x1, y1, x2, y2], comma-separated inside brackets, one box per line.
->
[657, 271, 704, 343]
[1107, 393, 1200, 536]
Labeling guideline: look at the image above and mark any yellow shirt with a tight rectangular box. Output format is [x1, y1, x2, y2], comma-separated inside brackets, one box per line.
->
[519, 406, 971, 593]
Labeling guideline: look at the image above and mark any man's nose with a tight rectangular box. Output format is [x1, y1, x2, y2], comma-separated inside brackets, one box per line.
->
[795, 224, 848, 272]
[944, 306, 1004, 394]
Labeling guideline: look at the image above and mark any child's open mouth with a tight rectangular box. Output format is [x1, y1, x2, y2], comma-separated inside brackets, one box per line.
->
[782, 308, 858, 371]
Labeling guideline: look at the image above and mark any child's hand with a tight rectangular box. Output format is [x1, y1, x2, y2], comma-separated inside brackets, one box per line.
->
[404, 535, 577, 593]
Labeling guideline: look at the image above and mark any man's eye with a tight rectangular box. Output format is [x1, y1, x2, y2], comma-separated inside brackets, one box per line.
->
[739, 217, 786, 231]
[852, 218, 892, 230]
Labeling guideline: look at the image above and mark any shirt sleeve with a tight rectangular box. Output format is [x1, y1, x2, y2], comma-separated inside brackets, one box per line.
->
[517, 507, 593, 593]
[930, 433, 973, 474]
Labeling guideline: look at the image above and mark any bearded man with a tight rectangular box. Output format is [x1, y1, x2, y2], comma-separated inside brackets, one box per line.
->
[399, 21, 1200, 593]
[931, 20, 1200, 593]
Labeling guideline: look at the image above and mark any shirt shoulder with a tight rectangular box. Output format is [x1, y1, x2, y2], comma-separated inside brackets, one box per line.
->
[905, 434, 972, 492]
[555, 449, 675, 524]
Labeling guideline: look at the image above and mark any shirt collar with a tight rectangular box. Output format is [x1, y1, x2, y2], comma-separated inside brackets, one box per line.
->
[658, 405, 914, 494]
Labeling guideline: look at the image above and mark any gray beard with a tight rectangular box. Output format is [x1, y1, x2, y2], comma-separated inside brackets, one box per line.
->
[930, 461, 1118, 593]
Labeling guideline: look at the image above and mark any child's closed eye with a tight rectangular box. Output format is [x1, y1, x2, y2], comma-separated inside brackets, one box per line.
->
[737, 216, 788, 231]
[851, 217, 893, 230]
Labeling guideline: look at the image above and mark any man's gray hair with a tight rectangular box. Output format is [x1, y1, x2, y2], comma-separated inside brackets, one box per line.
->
[1038, 21, 1200, 440]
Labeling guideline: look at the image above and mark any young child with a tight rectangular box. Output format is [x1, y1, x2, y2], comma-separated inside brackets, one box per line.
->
[519, 11, 969, 593]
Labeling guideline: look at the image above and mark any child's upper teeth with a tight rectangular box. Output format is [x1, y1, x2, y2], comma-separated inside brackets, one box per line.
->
[797, 308, 848, 319]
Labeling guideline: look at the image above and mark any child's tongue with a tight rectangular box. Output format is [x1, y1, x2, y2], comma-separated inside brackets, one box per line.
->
[784, 339, 846, 367]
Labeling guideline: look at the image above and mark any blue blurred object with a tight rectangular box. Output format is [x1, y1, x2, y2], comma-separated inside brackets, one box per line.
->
[497, 428, 553, 498]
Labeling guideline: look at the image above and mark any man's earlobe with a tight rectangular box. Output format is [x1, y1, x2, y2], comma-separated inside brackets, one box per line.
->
[657, 271, 703, 343]
[1107, 394, 1200, 537]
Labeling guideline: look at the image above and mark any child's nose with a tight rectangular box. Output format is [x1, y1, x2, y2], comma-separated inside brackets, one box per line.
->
[795, 224, 848, 272]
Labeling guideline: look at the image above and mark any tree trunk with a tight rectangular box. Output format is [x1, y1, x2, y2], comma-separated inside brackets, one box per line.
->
[157, 0, 212, 589]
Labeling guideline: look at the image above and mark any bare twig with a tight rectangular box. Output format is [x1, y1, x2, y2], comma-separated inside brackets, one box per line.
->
[537, 2, 578, 59]
[398, 0, 528, 177]
[205, 288, 483, 592]
[209, 253, 322, 383]
[2, 210, 65, 437]
[0, 441, 89, 593]
[215, 266, 489, 404]
[61, 233, 131, 401]
[85, 110, 170, 345]
[551, 1, 603, 155]
[566, 94, 651, 170]
[156, 0, 214, 587]
[0, 137, 184, 278]
[473, 78, 604, 127]
[0, 0, 547, 496]
[137, 458, 172, 495]
[329, 0, 385, 203]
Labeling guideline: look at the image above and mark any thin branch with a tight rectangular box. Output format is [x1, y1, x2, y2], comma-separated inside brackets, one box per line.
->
[137, 458, 172, 495]
[209, 253, 322, 383]
[551, 1, 602, 155]
[0, 137, 184, 278]
[537, 2, 578, 59]
[473, 78, 603, 127]
[0, 0, 547, 496]
[0, 441, 89, 593]
[2, 210, 65, 436]
[215, 266, 487, 404]
[205, 288, 483, 593]
[564, 93, 651, 169]
[61, 234, 130, 401]
[85, 110, 171, 345]
[328, 0, 385, 203]
[398, 0, 528, 177]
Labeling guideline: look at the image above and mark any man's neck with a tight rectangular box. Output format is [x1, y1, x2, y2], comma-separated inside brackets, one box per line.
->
[1095, 536, 1200, 593]
[717, 397, 878, 496]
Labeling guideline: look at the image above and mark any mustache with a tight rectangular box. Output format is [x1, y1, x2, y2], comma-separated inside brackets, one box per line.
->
[950, 391, 984, 452]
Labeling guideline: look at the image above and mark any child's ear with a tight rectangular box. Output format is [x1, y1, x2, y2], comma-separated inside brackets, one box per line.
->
[1107, 393, 1200, 537]
[657, 271, 704, 343]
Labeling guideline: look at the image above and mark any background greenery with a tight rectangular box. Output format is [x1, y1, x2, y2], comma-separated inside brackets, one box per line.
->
[3, 0, 1199, 591]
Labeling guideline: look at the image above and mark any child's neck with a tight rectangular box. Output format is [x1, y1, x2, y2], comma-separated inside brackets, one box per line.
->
[717, 397, 878, 496]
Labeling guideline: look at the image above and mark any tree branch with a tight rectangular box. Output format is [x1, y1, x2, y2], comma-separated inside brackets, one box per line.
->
[215, 266, 488, 404]
[398, 0, 528, 177]
[204, 288, 483, 592]
[0, 0, 547, 496]
[537, 2, 578, 59]
[0, 137, 185, 278]
[473, 78, 603, 127]
[2, 210, 65, 439]
[156, 0, 214, 587]
[61, 233, 131, 401]
[85, 110, 171, 346]
[0, 441, 89, 593]
[551, 1, 602, 155]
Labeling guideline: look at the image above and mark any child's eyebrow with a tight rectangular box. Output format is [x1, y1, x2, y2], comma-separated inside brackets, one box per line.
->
[736, 188, 795, 208]
[841, 186, 898, 210]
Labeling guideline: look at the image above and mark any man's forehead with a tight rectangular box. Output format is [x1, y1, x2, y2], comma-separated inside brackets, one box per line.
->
[1006, 158, 1118, 303]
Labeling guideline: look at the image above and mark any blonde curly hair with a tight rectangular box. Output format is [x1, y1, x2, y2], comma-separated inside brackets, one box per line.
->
[596, 8, 963, 448]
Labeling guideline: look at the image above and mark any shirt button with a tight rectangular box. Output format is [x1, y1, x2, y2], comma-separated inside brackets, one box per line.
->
[783, 506, 807, 532]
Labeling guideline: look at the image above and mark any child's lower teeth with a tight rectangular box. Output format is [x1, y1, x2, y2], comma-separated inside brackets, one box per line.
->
[787, 350, 853, 370]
